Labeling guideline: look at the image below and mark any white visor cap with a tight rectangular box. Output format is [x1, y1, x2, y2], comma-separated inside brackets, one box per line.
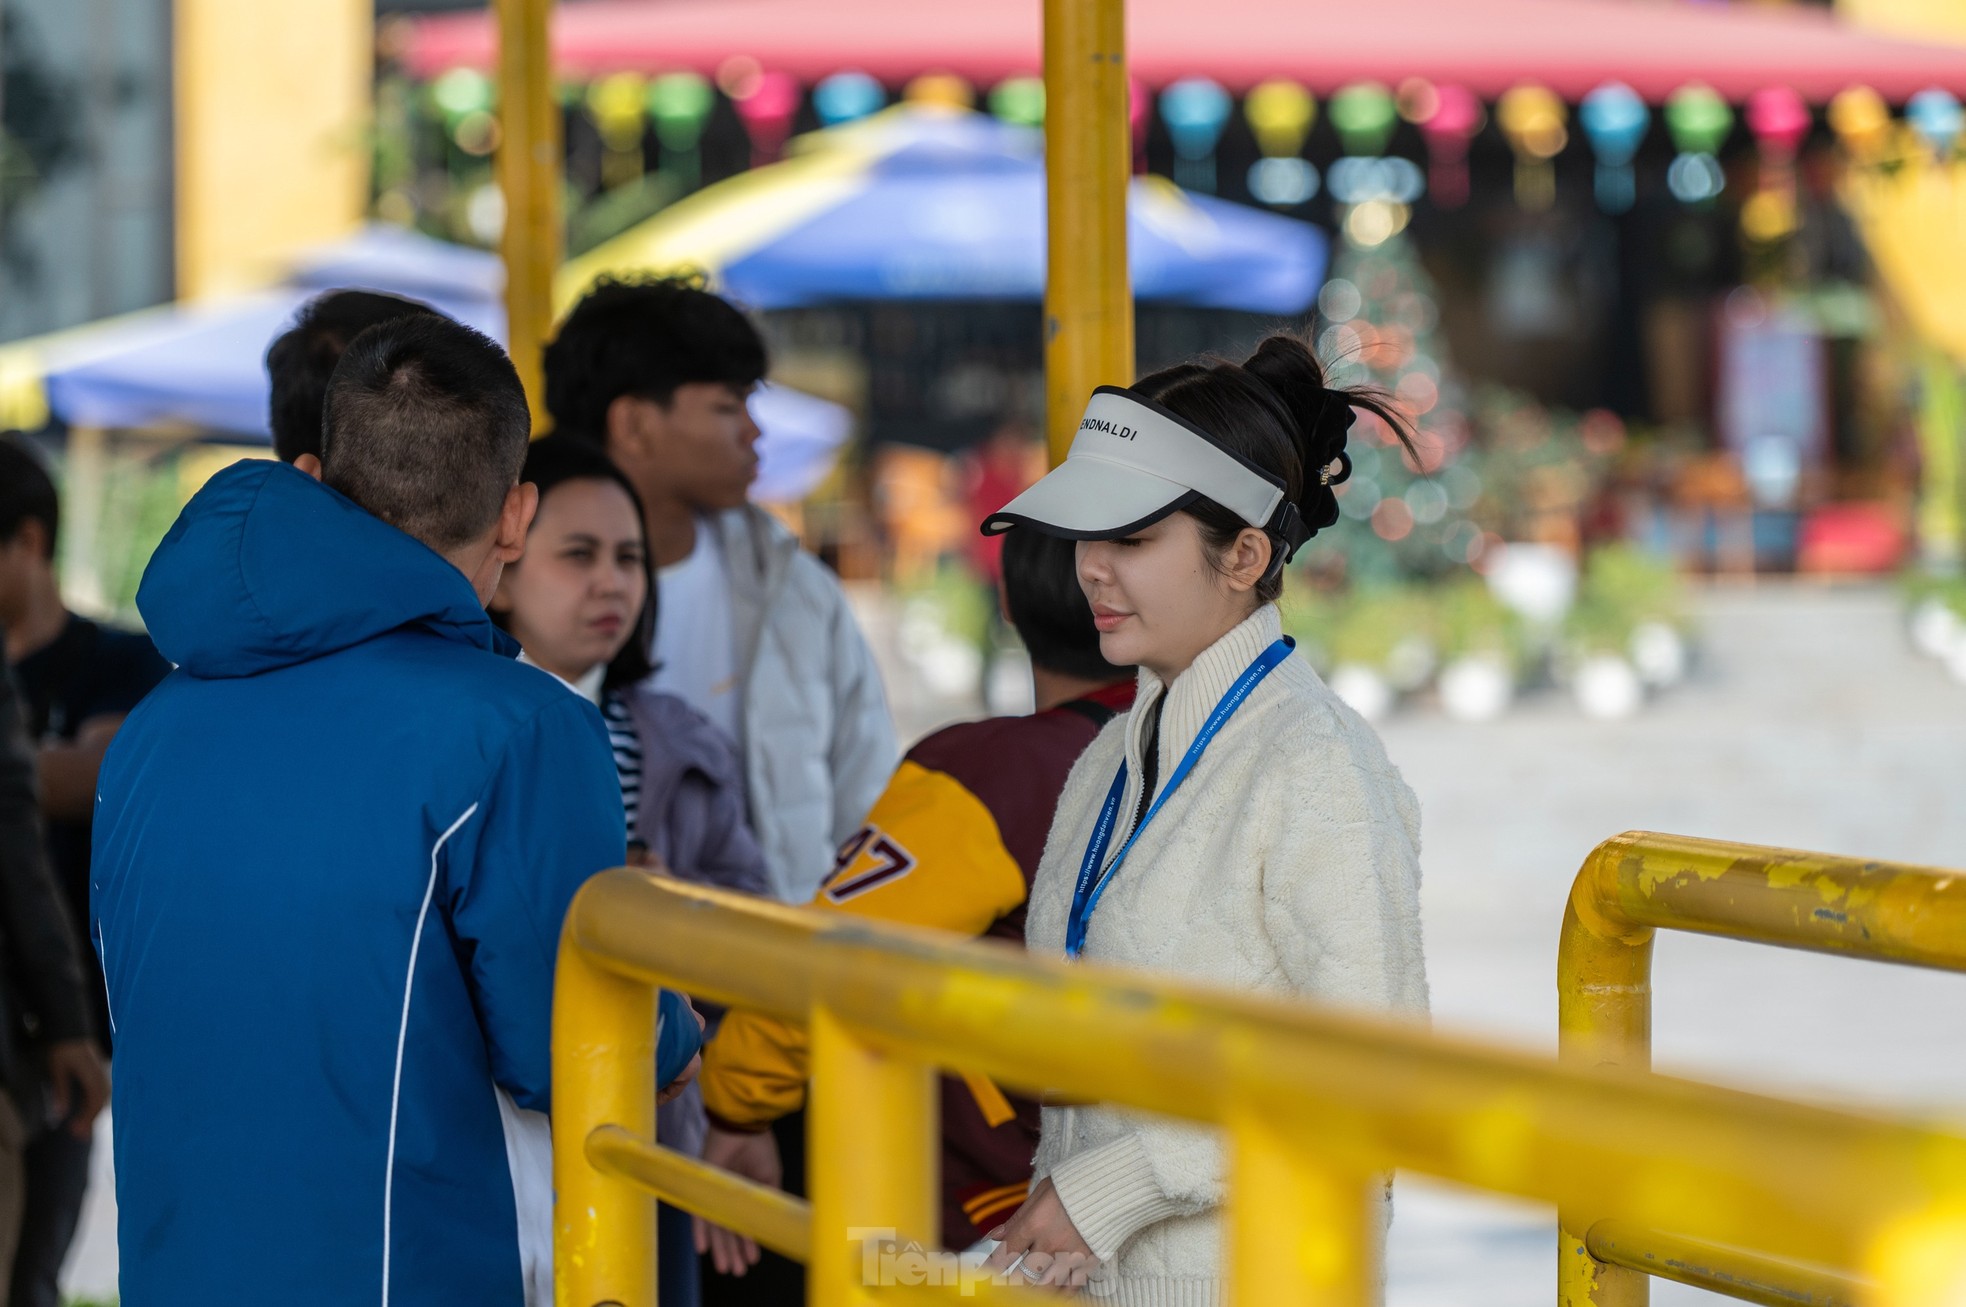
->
[981, 386, 1295, 543]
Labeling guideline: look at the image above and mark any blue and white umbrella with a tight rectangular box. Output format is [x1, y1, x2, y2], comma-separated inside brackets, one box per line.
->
[561, 107, 1328, 314]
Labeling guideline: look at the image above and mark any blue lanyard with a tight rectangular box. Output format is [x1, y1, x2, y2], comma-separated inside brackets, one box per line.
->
[1064, 637, 1293, 960]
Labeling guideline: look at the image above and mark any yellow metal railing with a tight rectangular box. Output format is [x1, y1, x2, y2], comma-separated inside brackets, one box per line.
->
[555, 868, 1966, 1307]
[1559, 831, 1966, 1307]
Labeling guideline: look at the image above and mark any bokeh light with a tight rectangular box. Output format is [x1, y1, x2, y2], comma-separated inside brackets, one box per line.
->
[814, 71, 886, 127]
[1330, 82, 1398, 157]
[1245, 79, 1316, 158]
[988, 76, 1046, 127]
[1667, 152, 1725, 203]
[1339, 476, 1383, 520]
[1406, 479, 1450, 525]
[715, 55, 764, 101]
[1372, 497, 1416, 541]
[1248, 157, 1319, 206]
[1318, 279, 1363, 324]
[904, 73, 975, 109]
[1665, 83, 1733, 156]
[1344, 200, 1411, 247]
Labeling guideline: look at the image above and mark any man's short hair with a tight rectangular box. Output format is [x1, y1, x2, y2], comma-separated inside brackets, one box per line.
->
[543, 274, 768, 441]
[1000, 528, 1124, 683]
[321, 316, 531, 552]
[266, 290, 443, 464]
[0, 434, 59, 558]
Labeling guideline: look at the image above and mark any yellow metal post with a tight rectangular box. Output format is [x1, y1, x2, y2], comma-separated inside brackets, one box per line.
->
[1557, 831, 1966, 1307]
[807, 1005, 937, 1306]
[1228, 1112, 1376, 1307]
[495, 0, 562, 425]
[552, 905, 657, 1307]
[174, 0, 369, 299]
[1558, 845, 1655, 1307]
[1042, 0, 1133, 466]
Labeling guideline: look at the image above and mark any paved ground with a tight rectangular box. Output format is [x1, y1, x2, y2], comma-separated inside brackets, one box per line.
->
[62, 582, 1966, 1302]
[1379, 582, 1966, 1307]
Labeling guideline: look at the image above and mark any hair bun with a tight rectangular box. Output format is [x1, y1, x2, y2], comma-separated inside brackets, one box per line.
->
[1240, 335, 1355, 534]
[1241, 336, 1326, 436]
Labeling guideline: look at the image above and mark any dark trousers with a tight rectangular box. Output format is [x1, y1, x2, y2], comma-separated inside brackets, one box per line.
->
[10, 1125, 90, 1307]
[698, 1108, 806, 1307]
[659, 1200, 702, 1307]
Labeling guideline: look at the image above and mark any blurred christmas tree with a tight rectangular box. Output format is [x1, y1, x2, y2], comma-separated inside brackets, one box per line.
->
[1302, 222, 1482, 586]
[1289, 83, 1628, 591]
[1460, 387, 1625, 552]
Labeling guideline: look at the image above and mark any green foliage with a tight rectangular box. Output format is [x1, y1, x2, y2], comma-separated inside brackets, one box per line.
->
[96, 457, 189, 622]
[568, 172, 687, 257]
[47, 450, 186, 626]
[1901, 568, 1966, 619]
[1328, 584, 1437, 671]
[1288, 581, 1503, 678]
[1278, 588, 1342, 671]
[1562, 544, 1686, 655]
[1582, 543, 1687, 628]
[900, 563, 996, 652]
[1434, 575, 1524, 668]
[1560, 593, 1635, 656]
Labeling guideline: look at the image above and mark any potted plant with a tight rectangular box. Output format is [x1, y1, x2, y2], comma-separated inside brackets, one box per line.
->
[1326, 586, 1438, 722]
[1560, 545, 1688, 719]
[1903, 573, 1966, 681]
[1434, 578, 1524, 722]
[1587, 544, 1691, 689]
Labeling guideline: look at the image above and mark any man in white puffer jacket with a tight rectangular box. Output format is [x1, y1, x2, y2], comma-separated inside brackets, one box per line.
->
[710, 499, 897, 901]
[545, 276, 896, 903]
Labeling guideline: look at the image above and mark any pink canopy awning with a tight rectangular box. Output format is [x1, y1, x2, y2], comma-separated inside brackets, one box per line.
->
[403, 0, 1966, 103]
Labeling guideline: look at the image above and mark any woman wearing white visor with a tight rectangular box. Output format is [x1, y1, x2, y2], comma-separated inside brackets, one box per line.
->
[979, 335, 1429, 1304]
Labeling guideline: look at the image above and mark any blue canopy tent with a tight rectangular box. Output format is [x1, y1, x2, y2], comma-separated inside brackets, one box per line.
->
[38, 226, 507, 437]
[27, 225, 851, 503]
[561, 109, 1330, 314]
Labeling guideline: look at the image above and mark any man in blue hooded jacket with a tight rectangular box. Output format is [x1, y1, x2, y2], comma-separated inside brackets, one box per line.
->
[92, 314, 688, 1305]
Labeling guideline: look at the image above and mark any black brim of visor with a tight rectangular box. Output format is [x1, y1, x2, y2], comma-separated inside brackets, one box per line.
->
[979, 456, 1203, 540]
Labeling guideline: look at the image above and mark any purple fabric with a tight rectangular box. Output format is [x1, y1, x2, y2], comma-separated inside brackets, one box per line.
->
[618, 686, 771, 1160]
[621, 688, 771, 899]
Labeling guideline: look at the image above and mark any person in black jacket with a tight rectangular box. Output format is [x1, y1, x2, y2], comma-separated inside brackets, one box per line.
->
[0, 651, 105, 1291]
[0, 435, 153, 1306]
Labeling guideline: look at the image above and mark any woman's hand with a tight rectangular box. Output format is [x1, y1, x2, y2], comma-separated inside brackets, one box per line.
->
[45, 1039, 110, 1139]
[626, 842, 671, 875]
[694, 1123, 782, 1276]
[981, 1178, 1099, 1292]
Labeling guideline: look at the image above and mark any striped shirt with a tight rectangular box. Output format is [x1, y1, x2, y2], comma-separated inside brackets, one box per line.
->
[601, 692, 644, 835]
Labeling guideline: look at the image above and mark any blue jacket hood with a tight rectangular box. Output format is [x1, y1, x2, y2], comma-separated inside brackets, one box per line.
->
[138, 459, 514, 678]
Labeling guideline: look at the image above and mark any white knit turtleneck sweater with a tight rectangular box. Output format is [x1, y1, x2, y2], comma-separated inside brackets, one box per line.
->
[1026, 603, 1428, 1307]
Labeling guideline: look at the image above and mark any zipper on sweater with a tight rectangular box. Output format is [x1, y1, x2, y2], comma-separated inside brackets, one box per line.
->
[1115, 695, 1165, 860]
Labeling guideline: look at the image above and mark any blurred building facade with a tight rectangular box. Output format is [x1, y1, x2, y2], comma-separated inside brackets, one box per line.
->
[0, 0, 371, 344]
[0, 0, 173, 343]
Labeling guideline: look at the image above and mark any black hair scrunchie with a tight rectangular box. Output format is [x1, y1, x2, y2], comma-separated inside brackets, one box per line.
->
[1297, 393, 1357, 538]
